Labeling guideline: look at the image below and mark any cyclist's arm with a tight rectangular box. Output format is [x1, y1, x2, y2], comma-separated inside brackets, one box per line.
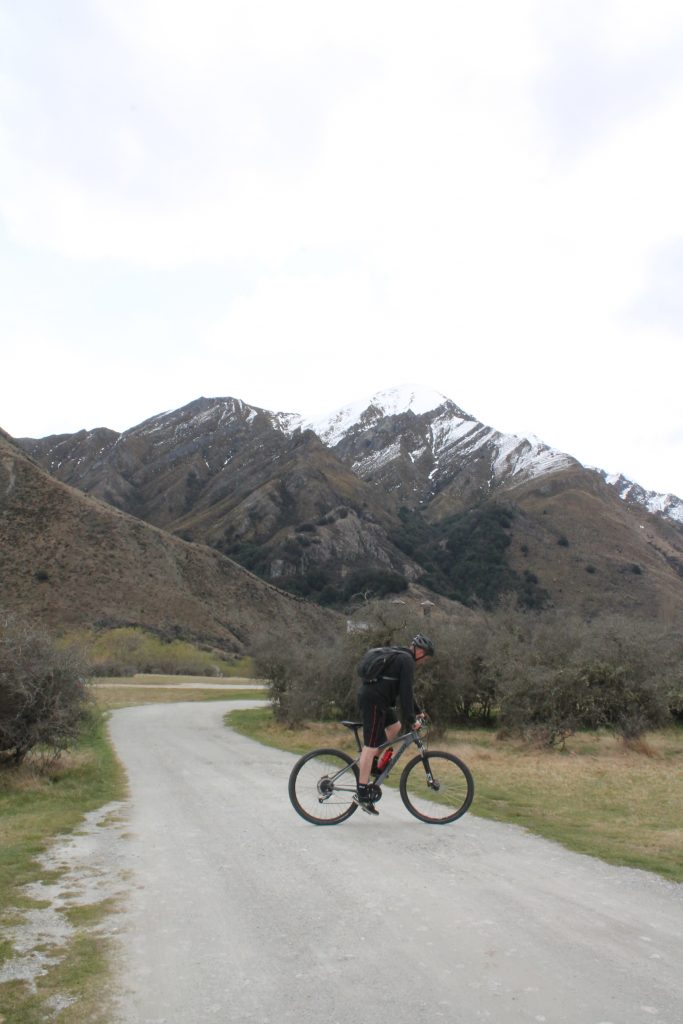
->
[396, 655, 422, 727]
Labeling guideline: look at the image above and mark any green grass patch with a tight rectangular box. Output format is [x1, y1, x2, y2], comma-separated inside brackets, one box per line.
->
[226, 707, 683, 882]
[62, 897, 119, 928]
[0, 931, 114, 1024]
[0, 714, 125, 903]
[93, 682, 267, 711]
[0, 712, 126, 1022]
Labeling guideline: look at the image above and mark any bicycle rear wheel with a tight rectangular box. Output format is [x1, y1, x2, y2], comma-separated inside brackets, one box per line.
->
[288, 748, 359, 825]
[399, 751, 474, 824]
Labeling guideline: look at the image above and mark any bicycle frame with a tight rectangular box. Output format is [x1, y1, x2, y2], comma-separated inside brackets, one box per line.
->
[339, 721, 427, 787]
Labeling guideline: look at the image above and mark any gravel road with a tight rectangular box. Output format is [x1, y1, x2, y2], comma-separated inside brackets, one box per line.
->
[106, 700, 683, 1024]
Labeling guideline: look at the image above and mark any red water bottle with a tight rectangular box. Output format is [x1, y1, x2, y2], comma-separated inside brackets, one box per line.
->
[377, 747, 393, 771]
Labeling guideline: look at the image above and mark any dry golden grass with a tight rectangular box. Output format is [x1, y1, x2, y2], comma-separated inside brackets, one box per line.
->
[97, 674, 261, 686]
[433, 730, 683, 879]
[91, 677, 267, 711]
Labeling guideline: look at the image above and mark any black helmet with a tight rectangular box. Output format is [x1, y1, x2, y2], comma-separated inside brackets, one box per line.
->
[411, 633, 435, 656]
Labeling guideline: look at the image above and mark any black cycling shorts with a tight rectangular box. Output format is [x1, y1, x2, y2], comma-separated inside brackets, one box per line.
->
[357, 685, 399, 747]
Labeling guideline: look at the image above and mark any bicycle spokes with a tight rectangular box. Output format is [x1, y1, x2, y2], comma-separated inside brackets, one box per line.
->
[288, 748, 360, 825]
[399, 751, 474, 824]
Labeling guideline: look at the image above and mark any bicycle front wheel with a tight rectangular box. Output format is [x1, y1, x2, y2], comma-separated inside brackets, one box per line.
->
[400, 751, 474, 824]
[288, 748, 359, 825]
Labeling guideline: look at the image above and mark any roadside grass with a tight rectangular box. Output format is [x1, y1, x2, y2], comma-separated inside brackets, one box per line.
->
[226, 707, 683, 882]
[0, 931, 114, 1024]
[0, 712, 126, 1023]
[0, 676, 265, 1022]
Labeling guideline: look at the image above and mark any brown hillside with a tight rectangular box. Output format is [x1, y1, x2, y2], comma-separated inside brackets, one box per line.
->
[505, 467, 683, 624]
[0, 434, 340, 651]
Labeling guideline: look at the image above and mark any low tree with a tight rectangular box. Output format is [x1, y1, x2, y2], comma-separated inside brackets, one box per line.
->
[0, 612, 91, 766]
[491, 610, 674, 746]
[254, 630, 358, 727]
[414, 617, 498, 728]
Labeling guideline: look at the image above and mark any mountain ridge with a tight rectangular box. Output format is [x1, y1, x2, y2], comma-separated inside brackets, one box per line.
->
[9, 387, 683, 628]
[19, 385, 680, 521]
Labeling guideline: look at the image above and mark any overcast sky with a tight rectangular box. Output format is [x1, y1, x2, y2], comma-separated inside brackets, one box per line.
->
[2, 1, 683, 498]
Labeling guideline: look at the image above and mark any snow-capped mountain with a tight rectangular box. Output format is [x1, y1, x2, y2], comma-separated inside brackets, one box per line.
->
[600, 472, 683, 525]
[302, 385, 680, 523]
[18, 386, 682, 528]
[304, 385, 578, 507]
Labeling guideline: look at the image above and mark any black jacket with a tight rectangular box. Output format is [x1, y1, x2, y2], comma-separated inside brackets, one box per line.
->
[363, 648, 422, 725]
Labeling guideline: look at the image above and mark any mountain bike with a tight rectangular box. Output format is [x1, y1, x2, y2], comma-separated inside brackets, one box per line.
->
[287, 714, 474, 825]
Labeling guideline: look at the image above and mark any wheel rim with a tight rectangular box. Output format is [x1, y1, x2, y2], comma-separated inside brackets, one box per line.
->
[401, 753, 473, 823]
[290, 751, 358, 824]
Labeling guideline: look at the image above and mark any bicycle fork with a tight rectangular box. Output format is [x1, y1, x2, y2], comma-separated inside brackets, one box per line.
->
[415, 739, 441, 791]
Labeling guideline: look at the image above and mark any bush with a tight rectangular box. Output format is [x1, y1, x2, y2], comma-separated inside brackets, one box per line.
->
[497, 662, 670, 746]
[84, 627, 240, 677]
[492, 611, 675, 745]
[254, 631, 360, 727]
[341, 569, 408, 603]
[410, 618, 498, 729]
[0, 613, 91, 766]
[255, 602, 681, 743]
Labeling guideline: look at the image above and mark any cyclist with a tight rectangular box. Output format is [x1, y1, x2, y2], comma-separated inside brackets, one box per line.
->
[354, 633, 434, 815]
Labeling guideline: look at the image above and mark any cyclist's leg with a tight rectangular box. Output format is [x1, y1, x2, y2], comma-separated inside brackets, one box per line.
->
[385, 715, 402, 744]
[357, 686, 388, 785]
[374, 717, 402, 770]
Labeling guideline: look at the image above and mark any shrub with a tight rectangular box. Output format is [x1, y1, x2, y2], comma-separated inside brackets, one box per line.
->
[669, 681, 683, 722]
[0, 612, 91, 766]
[411, 618, 499, 729]
[492, 610, 675, 745]
[254, 631, 360, 726]
[399, 502, 548, 611]
[255, 603, 680, 742]
[85, 627, 239, 676]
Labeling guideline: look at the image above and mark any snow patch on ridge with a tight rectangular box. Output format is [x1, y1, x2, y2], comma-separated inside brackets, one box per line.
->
[305, 385, 451, 446]
[490, 432, 575, 481]
[430, 413, 480, 454]
[601, 471, 683, 524]
[352, 440, 402, 475]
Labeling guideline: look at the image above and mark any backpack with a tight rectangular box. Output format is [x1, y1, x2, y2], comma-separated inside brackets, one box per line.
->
[357, 646, 400, 683]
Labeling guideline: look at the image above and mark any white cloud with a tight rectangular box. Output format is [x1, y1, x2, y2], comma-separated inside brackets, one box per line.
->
[1, 0, 683, 496]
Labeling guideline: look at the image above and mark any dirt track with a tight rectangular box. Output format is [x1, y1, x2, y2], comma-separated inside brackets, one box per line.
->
[104, 700, 683, 1024]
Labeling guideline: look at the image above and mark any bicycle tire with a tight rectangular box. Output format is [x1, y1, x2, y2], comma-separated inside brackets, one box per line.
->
[288, 748, 359, 825]
[399, 751, 474, 824]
